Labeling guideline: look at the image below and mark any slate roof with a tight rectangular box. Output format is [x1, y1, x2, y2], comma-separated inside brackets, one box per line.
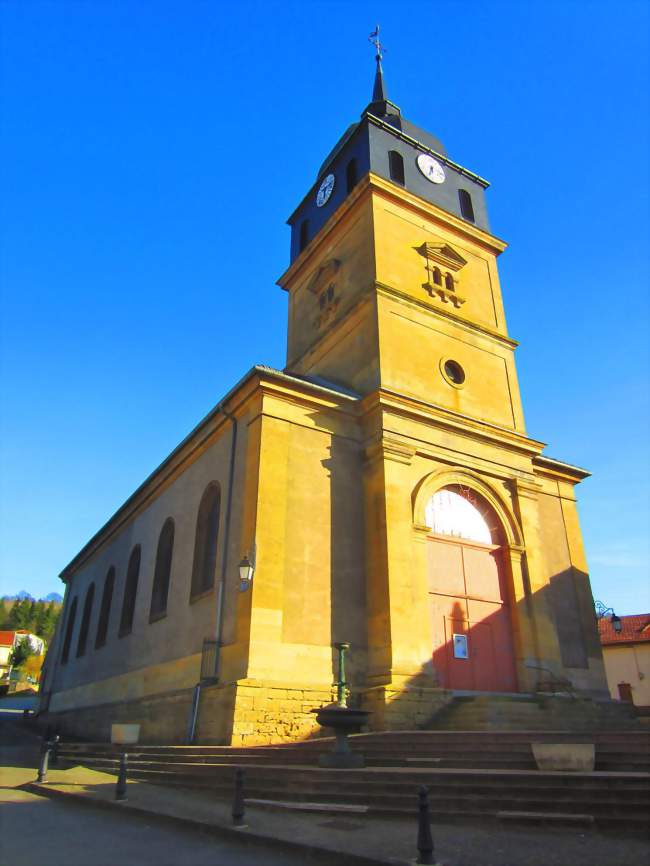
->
[598, 614, 650, 646]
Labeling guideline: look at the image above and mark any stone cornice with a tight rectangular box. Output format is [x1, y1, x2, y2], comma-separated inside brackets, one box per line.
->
[278, 176, 372, 290]
[278, 173, 508, 290]
[285, 286, 375, 371]
[359, 388, 546, 460]
[533, 455, 591, 483]
[510, 476, 543, 501]
[365, 114, 490, 188]
[375, 281, 518, 349]
[364, 436, 416, 467]
[368, 174, 507, 255]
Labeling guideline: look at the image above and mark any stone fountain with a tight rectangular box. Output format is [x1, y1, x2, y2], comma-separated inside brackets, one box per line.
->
[312, 642, 370, 768]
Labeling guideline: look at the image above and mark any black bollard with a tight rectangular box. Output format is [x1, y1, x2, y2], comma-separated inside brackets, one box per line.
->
[231, 767, 246, 827]
[50, 734, 60, 767]
[416, 785, 435, 865]
[115, 752, 128, 801]
[37, 740, 51, 783]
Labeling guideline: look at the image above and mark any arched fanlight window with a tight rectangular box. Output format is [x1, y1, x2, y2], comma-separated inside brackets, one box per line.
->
[445, 272, 454, 292]
[61, 597, 78, 664]
[346, 158, 358, 194]
[299, 219, 309, 252]
[119, 545, 141, 637]
[459, 189, 475, 222]
[425, 488, 493, 545]
[95, 567, 115, 649]
[190, 483, 221, 599]
[76, 583, 95, 658]
[150, 518, 175, 621]
[388, 150, 405, 185]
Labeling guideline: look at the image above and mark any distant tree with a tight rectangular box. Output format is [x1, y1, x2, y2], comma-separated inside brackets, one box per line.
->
[9, 598, 30, 629]
[0, 599, 10, 628]
[35, 604, 59, 643]
[8, 637, 35, 668]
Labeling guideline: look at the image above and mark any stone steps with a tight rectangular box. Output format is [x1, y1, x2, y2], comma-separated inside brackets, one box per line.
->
[56, 726, 650, 831]
[58, 749, 649, 772]
[54, 748, 650, 830]
[428, 695, 641, 732]
[58, 728, 650, 773]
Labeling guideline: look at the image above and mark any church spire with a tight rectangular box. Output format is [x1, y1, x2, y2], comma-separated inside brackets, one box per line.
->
[369, 25, 387, 102]
[366, 26, 400, 120]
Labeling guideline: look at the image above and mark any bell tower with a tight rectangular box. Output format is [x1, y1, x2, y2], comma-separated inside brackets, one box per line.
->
[277, 40, 607, 708]
[278, 44, 525, 435]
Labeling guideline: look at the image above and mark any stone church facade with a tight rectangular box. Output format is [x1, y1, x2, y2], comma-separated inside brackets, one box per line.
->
[40, 62, 608, 745]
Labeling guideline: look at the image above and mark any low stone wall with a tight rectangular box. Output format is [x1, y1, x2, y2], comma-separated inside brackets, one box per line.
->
[42, 686, 195, 744]
[361, 683, 452, 730]
[43, 678, 456, 745]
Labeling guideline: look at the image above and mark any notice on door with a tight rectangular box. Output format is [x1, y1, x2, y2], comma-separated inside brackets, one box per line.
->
[452, 633, 468, 659]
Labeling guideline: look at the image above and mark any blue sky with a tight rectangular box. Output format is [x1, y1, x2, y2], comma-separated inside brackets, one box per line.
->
[1, 1, 648, 612]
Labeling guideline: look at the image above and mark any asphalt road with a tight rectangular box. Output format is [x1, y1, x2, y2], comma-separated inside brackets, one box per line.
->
[0, 714, 333, 866]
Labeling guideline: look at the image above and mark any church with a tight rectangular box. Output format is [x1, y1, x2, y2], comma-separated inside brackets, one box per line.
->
[40, 49, 609, 745]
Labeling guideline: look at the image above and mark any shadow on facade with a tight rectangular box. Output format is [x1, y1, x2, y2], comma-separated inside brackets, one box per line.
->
[323, 436, 368, 695]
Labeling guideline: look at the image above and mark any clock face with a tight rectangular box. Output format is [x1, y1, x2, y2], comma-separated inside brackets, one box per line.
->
[417, 154, 446, 184]
[316, 173, 335, 207]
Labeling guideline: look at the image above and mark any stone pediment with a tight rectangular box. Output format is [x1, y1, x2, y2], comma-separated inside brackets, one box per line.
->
[306, 258, 341, 294]
[417, 241, 467, 308]
[417, 242, 467, 272]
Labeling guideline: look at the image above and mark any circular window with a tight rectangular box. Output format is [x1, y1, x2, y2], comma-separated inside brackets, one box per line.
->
[442, 359, 465, 386]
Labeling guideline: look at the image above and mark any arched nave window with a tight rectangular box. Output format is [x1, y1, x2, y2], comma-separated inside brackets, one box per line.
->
[76, 582, 95, 657]
[190, 483, 221, 599]
[95, 567, 115, 649]
[150, 518, 175, 621]
[60, 597, 78, 664]
[119, 545, 141, 637]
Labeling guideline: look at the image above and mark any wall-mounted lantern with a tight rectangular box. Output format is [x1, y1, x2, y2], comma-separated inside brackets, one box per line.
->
[238, 555, 254, 592]
[595, 600, 623, 634]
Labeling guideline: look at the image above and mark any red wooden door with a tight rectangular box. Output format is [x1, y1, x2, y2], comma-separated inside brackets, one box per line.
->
[618, 682, 633, 703]
[429, 535, 517, 692]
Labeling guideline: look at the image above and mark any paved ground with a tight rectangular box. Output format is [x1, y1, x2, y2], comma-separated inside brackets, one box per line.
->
[1, 714, 649, 866]
[0, 715, 334, 866]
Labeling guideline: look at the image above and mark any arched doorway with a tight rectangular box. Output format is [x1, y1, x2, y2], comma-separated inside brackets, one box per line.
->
[426, 485, 517, 692]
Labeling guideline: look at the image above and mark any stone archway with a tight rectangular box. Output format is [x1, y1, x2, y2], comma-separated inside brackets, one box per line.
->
[423, 484, 518, 693]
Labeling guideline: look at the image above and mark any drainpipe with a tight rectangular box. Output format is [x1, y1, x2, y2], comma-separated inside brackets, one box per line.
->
[214, 406, 238, 681]
[187, 406, 238, 742]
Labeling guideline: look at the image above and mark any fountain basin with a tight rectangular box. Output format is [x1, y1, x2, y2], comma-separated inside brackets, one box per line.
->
[311, 704, 371, 768]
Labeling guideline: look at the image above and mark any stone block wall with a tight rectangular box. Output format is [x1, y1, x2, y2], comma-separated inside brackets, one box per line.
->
[224, 679, 338, 746]
[361, 684, 452, 730]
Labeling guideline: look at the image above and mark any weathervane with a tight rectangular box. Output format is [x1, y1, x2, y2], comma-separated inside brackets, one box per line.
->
[368, 25, 386, 61]
[368, 25, 388, 104]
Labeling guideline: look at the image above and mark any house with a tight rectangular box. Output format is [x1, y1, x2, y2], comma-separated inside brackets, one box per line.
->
[0, 630, 46, 680]
[599, 614, 650, 713]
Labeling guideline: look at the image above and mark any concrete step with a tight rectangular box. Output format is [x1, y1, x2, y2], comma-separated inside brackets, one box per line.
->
[56, 748, 650, 830]
[428, 695, 642, 732]
[497, 810, 595, 828]
[55, 727, 650, 833]
[58, 738, 650, 773]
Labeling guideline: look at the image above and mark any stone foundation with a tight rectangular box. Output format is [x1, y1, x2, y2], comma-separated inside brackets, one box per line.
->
[41, 686, 195, 744]
[361, 683, 452, 730]
[198, 678, 338, 746]
[42, 679, 456, 745]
